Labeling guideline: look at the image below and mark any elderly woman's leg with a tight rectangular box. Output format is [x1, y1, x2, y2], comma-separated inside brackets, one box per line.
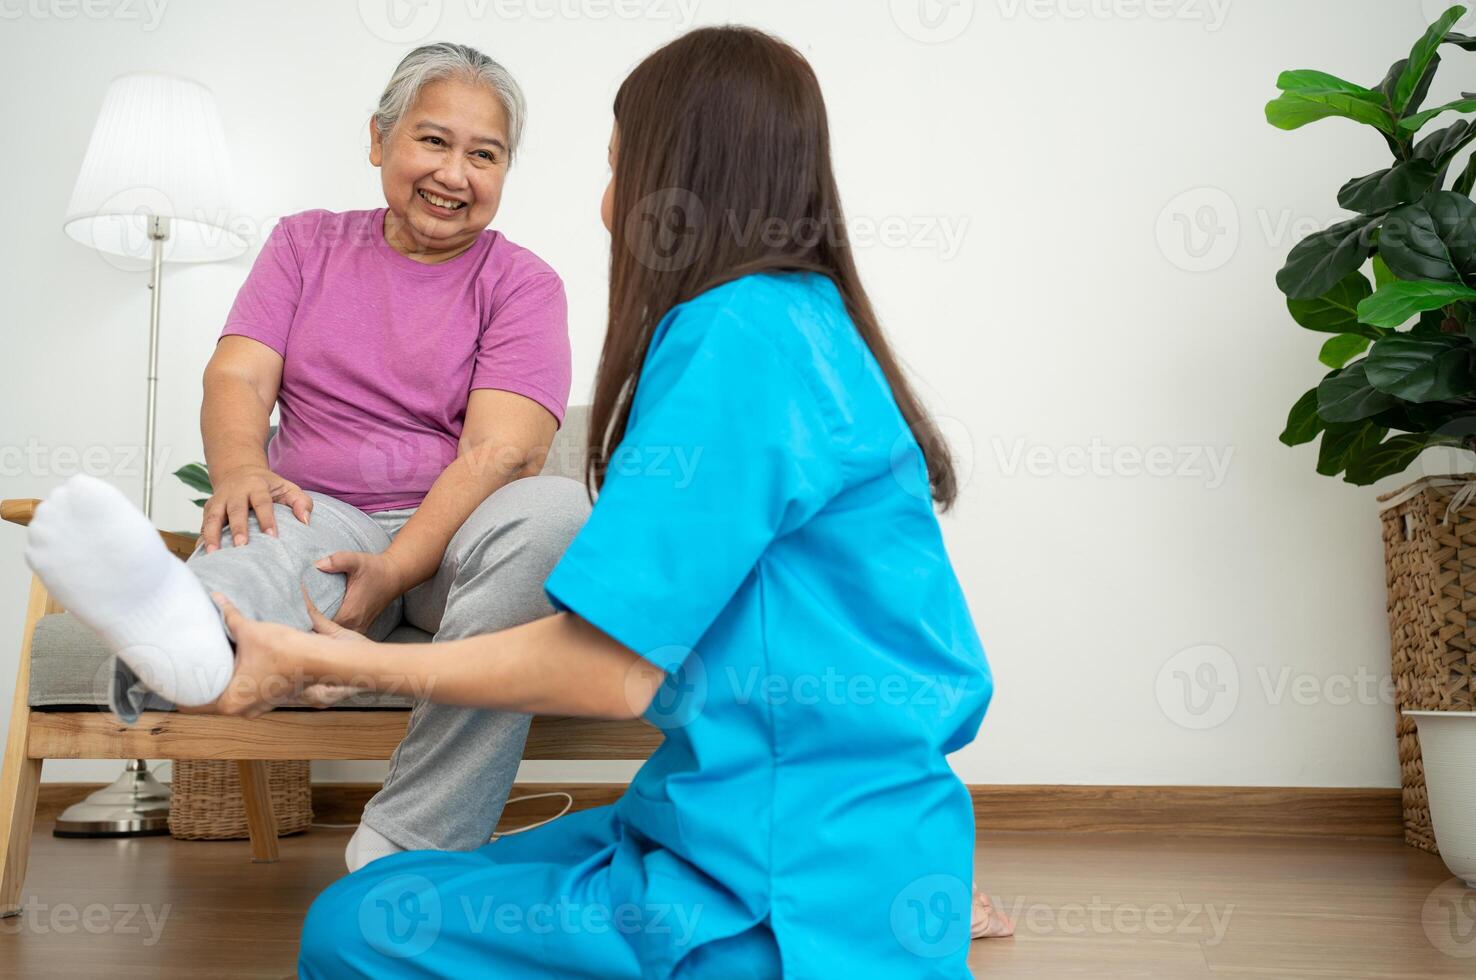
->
[24, 476, 400, 722]
[348, 474, 590, 867]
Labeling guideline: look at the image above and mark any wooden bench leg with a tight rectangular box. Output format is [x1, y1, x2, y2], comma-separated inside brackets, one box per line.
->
[0, 756, 41, 917]
[236, 761, 279, 863]
[3, 576, 50, 916]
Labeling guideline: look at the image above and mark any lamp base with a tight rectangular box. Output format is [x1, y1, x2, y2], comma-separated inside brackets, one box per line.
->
[52, 760, 170, 838]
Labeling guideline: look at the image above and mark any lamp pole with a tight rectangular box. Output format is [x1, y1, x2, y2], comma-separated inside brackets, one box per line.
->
[51, 215, 174, 838]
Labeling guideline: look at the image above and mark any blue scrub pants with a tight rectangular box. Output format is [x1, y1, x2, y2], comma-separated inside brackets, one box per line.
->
[297, 805, 783, 978]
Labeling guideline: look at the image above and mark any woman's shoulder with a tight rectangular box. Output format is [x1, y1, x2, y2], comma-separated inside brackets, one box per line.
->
[651, 271, 871, 430]
[482, 230, 563, 290]
[663, 271, 857, 372]
[268, 207, 379, 252]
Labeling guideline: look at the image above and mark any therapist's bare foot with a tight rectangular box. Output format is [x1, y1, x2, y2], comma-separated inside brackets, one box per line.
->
[971, 883, 1015, 938]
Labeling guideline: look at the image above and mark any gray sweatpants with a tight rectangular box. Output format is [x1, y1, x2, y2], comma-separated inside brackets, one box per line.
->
[107, 474, 592, 852]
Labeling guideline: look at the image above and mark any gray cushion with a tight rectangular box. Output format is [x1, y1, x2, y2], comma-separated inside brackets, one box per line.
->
[29, 614, 428, 709]
[543, 404, 589, 482]
[28, 405, 591, 711]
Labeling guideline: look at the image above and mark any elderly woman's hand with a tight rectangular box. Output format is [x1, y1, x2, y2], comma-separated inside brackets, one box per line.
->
[182, 585, 377, 717]
[314, 549, 409, 634]
[201, 465, 313, 553]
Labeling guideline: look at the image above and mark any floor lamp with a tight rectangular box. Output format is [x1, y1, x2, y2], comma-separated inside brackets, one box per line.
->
[56, 72, 246, 836]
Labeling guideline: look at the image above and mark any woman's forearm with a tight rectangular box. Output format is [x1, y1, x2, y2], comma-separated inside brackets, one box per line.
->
[382, 442, 538, 590]
[304, 611, 664, 720]
[201, 373, 273, 480]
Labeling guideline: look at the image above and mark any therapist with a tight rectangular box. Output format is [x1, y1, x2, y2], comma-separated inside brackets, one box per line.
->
[207, 24, 996, 979]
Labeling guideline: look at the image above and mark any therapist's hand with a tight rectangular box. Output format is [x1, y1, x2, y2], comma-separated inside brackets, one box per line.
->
[182, 586, 376, 717]
[314, 550, 408, 634]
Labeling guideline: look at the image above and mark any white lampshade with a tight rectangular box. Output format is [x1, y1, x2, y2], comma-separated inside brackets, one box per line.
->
[64, 72, 246, 264]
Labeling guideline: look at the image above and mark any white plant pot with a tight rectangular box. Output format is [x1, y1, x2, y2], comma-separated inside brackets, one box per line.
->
[1405, 711, 1476, 888]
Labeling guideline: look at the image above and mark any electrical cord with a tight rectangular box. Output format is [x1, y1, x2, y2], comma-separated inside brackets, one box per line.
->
[156, 764, 576, 837]
[309, 791, 576, 840]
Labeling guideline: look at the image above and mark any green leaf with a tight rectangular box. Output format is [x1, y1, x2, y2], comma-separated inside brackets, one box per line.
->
[1343, 432, 1451, 485]
[1358, 279, 1476, 327]
[1317, 420, 1387, 476]
[1413, 118, 1476, 168]
[173, 463, 212, 495]
[1317, 361, 1400, 421]
[1373, 253, 1397, 288]
[1394, 7, 1467, 114]
[1277, 215, 1382, 300]
[1280, 386, 1326, 446]
[1379, 195, 1476, 283]
[1380, 55, 1441, 122]
[1419, 307, 1452, 333]
[1266, 72, 1394, 133]
[1287, 270, 1378, 335]
[191, 497, 209, 508]
[1447, 32, 1476, 51]
[1425, 191, 1476, 274]
[1455, 153, 1476, 195]
[1364, 333, 1476, 401]
[1276, 69, 1387, 96]
[1267, 91, 1396, 134]
[1398, 97, 1476, 133]
[1337, 160, 1441, 214]
[1320, 333, 1372, 368]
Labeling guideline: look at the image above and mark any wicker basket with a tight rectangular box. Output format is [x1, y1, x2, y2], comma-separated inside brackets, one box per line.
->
[168, 760, 313, 840]
[1377, 474, 1476, 854]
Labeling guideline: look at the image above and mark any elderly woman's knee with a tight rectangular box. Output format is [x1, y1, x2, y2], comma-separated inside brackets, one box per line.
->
[447, 475, 590, 567]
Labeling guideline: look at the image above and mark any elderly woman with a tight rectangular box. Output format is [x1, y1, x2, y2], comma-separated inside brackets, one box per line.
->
[23, 41, 584, 873]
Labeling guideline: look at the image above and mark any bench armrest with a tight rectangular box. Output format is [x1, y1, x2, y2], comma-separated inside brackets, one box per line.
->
[3, 498, 199, 561]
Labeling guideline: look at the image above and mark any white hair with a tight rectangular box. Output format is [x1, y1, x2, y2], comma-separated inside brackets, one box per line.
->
[373, 42, 527, 164]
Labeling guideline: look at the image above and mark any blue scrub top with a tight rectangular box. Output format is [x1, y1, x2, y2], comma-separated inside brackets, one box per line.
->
[544, 271, 994, 977]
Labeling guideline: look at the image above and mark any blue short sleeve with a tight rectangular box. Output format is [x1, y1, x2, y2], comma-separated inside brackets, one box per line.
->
[544, 300, 842, 673]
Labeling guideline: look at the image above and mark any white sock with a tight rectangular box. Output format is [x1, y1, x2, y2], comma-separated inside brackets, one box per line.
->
[23, 473, 234, 707]
[345, 821, 405, 872]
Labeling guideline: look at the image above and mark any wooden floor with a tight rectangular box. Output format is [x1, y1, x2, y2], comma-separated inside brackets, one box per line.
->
[0, 812, 1469, 977]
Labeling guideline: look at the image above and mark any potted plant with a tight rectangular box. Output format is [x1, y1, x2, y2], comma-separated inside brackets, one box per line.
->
[1269, 4, 1476, 880]
[174, 462, 212, 510]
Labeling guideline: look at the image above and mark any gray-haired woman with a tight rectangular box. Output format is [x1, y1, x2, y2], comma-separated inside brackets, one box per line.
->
[24, 41, 585, 872]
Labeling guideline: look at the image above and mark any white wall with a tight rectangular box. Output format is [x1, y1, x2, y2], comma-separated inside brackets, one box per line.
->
[2, 0, 1464, 788]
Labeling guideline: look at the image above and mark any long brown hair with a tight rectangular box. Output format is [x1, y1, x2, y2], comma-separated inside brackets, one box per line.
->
[588, 25, 957, 510]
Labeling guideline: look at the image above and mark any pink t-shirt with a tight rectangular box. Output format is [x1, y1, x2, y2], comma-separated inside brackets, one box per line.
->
[219, 207, 571, 512]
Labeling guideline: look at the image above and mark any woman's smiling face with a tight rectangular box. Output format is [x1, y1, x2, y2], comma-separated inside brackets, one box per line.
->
[370, 76, 510, 262]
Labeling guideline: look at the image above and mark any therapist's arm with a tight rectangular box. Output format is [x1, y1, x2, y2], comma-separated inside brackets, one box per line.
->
[381, 388, 557, 590]
[202, 592, 668, 720]
[305, 611, 667, 720]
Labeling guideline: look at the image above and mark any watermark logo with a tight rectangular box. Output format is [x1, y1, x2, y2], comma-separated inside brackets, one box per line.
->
[0, 899, 171, 944]
[626, 188, 706, 273]
[472, 0, 702, 25]
[1155, 643, 1239, 729]
[358, 0, 442, 41]
[990, 436, 1235, 488]
[997, 893, 1235, 943]
[1421, 0, 1476, 33]
[891, 873, 971, 958]
[995, 0, 1232, 31]
[0, 0, 169, 30]
[1156, 187, 1239, 273]
[1, 440, 174, 481]
[1423, 878, 1476, 958]
[356, 423, 449, 497]
[637, 648, 707, 730]
[358, 873, 442, 958]
[456, 895, 703, 941]
[890, 0, 975, 43]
